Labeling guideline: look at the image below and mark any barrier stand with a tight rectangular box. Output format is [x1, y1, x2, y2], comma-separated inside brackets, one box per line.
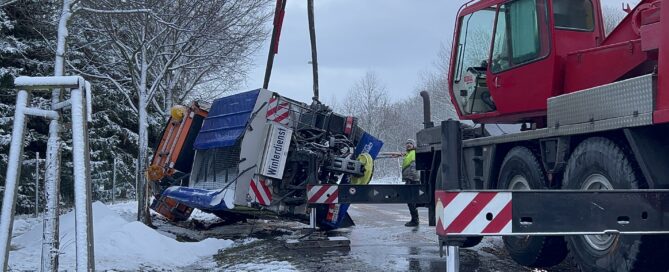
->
[309, 208, 316, 229]
[440, 120, 464, 272]
[446, 245, 459, 272]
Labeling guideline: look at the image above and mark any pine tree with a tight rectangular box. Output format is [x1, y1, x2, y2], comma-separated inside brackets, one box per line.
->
[0, 0, 57, 213]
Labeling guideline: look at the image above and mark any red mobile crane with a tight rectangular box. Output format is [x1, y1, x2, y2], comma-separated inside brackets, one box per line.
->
[412, 0, 669, 271]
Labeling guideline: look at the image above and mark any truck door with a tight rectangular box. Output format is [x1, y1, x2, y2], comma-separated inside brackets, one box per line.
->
[487, 0, 554, 120]
[450, 6, 497, 116]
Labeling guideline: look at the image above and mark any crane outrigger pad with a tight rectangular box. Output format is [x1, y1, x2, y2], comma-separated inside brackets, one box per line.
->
[285, 235, 350, 249]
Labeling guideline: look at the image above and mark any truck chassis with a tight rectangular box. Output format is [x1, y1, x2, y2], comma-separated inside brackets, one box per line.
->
[413, 73, 669, 271]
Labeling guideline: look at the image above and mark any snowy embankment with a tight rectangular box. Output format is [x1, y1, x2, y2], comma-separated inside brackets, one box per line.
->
[9, 201, 233, 271]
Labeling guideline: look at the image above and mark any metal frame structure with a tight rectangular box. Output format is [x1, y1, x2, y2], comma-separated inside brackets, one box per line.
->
[0, 76, 94, 272]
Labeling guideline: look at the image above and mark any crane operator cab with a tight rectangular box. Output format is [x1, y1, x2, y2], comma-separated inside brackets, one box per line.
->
[450, 0, 604, 124]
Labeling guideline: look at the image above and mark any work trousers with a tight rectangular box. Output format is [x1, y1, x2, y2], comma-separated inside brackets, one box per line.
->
[404, 178, 419, 221]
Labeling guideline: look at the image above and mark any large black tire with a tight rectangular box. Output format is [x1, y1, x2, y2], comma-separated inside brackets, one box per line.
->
[498, 146, 568, 268]
[461, 236, 483, 248]
[563, 137, 669, 272]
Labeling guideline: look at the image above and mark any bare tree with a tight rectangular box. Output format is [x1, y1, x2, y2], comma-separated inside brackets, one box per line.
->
[0, 0, 18, 8]
[417, 43, 458, 122]
[42, 0, 152, 269]
[342, 71, 395, 140]
[70, 0, 271, 224]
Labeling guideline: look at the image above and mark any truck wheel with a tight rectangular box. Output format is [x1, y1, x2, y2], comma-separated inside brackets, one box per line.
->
[563, 137, 669, 272]
[498, 146, 568, 268]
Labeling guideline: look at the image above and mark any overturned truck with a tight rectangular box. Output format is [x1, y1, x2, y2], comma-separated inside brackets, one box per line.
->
[147, 89, 382, 229]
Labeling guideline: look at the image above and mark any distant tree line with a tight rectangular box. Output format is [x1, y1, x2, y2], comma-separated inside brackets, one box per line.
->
[336, 44, 458, 179]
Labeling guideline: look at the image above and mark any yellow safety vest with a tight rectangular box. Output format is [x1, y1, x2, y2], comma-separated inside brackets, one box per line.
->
[402, 150, 415, 169]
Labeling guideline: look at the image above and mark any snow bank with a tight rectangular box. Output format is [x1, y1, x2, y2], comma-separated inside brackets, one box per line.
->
[9, 201, 233, 271]
[191, 208, 224, 223]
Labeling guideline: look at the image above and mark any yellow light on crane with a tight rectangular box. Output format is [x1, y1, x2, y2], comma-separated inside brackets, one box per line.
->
[170, 105, 188, 122]
[146, 164, 165, 182]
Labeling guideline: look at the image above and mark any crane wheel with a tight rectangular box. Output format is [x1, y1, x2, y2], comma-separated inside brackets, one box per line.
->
[498, 146, 568, 268]
[562, 137, 669, 272]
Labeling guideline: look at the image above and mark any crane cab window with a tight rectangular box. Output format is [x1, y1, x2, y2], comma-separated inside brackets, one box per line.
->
[553, 0, 594, 31]
[452, 7, 497, 115]
[491, 0, 550, 73]
[453, 8, 496, 83]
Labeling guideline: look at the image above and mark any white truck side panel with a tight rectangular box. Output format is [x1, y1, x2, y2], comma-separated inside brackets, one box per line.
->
[234, 89, 274, 206]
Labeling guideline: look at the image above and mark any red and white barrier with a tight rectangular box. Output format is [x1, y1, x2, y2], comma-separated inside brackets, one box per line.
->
[266, 96, 290, 126]
[307, 185, 339, 204]
[250, 178, 272, 206]
[436, 192, 512, 236]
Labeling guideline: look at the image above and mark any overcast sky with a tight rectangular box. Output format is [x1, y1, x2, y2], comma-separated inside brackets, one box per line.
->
[245, 0, 638, 104]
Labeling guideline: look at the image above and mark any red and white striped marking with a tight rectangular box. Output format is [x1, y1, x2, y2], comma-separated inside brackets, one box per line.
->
[436, 192, 512, 236]
[250, 178, 272, 206]
[307, 185, 339, 204]
[266, 96, 290, 126]
[344, 116, 354, 135]
[326, 204, 340, 223]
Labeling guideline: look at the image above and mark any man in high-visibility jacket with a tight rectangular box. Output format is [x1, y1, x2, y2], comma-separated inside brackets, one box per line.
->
[402, 139, 419, 227]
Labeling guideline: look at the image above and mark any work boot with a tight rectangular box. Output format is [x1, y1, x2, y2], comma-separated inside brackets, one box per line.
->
[405, 219, 418, 227]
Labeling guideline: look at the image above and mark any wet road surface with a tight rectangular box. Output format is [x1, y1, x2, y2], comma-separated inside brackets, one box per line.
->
[211, 204, 579, 271]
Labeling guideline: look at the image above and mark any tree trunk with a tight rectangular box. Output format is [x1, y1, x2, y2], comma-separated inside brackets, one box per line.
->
[136, 96, 151, 224]
[42, 0, 71, 270]
[136, 43, 153, 226]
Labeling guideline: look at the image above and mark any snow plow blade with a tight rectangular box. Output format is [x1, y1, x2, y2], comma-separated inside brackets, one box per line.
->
[159, 186, 233, 211]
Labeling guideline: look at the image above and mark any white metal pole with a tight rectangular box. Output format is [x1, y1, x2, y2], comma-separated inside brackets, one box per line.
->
[446, 246, 460, 272]
[309, 208, 316, 229]
[70, 88, 95, 271]
[35, 152, 40, 217]
[0, 90, 29, 271]
[112, 158, 117, 205]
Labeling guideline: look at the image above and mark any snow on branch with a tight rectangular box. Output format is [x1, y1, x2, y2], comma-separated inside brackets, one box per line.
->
[76, 7, 151, 14]
[0, 0, 18, 7]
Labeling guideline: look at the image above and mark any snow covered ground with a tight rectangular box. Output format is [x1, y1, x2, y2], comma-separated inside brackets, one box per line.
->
[369, 176, 403, 184]
[7, 201, 247, 271]
[224, 261, 297, 272]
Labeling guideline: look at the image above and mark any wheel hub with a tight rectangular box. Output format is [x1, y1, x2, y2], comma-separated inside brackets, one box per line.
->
[508, 175, 531, 244]
[509, 175, 530, 190]
[582, 174, 616, 251]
